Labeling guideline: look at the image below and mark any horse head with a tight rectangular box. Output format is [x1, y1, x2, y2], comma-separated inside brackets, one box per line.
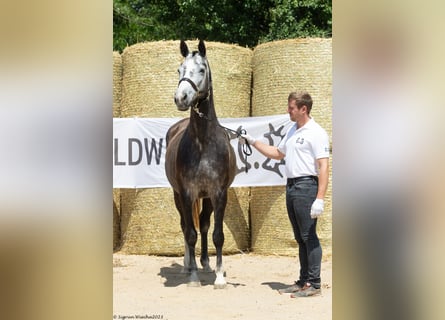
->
[174, 40, 211, 111]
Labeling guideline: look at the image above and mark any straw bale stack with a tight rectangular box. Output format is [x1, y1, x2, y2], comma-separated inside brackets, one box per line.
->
[250, 38, 332, 256]
[118, 40, 252, 255]
[113, 51, 122, 117]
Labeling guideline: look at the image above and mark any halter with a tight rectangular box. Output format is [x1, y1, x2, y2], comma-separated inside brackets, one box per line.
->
[178, 77, 212, 118]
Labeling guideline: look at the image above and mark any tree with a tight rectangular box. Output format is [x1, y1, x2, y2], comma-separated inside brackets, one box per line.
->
[113, 0, 331, 52]
[263, 0, 332, 41]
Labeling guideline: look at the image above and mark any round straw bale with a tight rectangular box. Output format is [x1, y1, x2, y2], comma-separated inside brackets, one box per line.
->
[113, 51, 122, 117]
[119, 187, 250, 255]
[113, 53, 123, 250]
[250, 178, 332, 258]
[113, 188, 121, 250]
[121, 40, 252, 118]
[250, 186, 295, 255]
[203, 42, 252, 118]
[252, 38, 332, 138]
[121, 41, 182, 118]
[250, 38, 332, 256]
[119, 188, 183, 255]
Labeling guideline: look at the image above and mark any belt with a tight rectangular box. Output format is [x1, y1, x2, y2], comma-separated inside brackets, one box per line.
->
[287, 176, 318, 185]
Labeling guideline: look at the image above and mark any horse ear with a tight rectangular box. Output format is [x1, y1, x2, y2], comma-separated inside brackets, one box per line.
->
[198, 39, 206, 57]
[180, 40, 189, 57]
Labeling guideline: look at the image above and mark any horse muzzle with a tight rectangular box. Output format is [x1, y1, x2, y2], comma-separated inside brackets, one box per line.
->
[174, 91, 198, 111]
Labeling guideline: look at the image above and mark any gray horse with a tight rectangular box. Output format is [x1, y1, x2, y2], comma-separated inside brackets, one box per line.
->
[165, 40, 236, 288]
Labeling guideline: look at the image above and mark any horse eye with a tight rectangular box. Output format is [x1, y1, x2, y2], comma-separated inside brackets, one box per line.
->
[199, 68, 205, 74]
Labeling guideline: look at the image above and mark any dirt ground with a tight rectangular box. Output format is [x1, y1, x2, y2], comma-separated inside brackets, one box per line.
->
[113, 253, 332, 320]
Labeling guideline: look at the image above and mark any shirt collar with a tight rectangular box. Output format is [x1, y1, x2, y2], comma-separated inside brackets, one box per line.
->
[296, 117, 314, 131]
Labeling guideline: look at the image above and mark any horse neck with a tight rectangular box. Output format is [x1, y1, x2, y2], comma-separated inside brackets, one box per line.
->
[189, 89, 218, 140]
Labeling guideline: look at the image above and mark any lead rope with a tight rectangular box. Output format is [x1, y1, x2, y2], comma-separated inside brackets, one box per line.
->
[218, 124, 253, 173]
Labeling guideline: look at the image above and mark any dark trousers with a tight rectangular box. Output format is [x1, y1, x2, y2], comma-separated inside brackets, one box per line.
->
[286, 178, 322, 288]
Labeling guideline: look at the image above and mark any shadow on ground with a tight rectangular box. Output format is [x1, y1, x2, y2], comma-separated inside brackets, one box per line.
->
[158, 262, 246, 288]
[261, 281, 289, 291]
[158, 262, 217, 287]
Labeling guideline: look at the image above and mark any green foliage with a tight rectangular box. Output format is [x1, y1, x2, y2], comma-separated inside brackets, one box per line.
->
[263, 0, 332, 41]
[113, 0, 331, 52]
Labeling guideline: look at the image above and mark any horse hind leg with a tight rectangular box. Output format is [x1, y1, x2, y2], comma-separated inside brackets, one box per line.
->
[199, 198, 213, 272]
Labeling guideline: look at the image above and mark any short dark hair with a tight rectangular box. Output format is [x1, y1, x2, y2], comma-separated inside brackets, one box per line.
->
[288, 91, 313, 114]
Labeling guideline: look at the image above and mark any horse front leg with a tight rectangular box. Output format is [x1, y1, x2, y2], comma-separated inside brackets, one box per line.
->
[199, 198, 213, 272]
[174, 192, 192, 274]
[212, 190, 228, 289]
[181, 196, 200, 287]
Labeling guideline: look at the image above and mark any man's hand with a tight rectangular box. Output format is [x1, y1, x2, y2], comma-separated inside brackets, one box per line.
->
[310, 199, 324, 219]
[239, 133, 256, 145]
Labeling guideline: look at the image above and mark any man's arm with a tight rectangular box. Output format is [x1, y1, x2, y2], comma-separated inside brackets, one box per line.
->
[241, 133, 285, 160]
[251, 140, 285, 160]
[316, 157, 329, 199]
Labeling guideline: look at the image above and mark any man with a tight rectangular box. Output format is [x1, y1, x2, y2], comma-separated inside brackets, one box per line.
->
[241, 91, 330, 297]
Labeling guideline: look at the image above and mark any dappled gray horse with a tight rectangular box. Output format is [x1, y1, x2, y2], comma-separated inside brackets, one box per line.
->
[165, 40, 236, 288]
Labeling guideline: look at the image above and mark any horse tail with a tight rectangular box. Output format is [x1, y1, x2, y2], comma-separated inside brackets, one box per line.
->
[192, 199, 201, 231]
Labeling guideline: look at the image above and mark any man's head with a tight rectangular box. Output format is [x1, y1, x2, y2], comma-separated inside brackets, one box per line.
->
[287, 91, 313, 123]
[288, 91, 313, 114]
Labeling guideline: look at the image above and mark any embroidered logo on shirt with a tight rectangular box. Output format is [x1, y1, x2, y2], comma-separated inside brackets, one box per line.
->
[296, 137, 305, 144]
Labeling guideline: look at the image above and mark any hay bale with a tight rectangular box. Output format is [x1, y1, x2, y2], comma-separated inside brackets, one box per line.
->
[113, 189, 121, 250]
[318, 155, 333, 259]
[121, 40, 252, 118]
[118, 40, 252, 255]
[119, 188, 183, 255]
[113, 51, 123, 250]
[252, 38, 332, 138]
[250, 186, 295, 255]
[119, 187, 250, 255]
[113, 51, 122, 117]
[250, 38, 332, 257]
[250, 170, 332, 258]
[121, 41, 181, 118]
[203, 42, 252, 118]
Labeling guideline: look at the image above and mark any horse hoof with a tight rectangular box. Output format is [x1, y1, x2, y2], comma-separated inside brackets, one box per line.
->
[187, 281, 201, 287]
[213, 282, 227, 290]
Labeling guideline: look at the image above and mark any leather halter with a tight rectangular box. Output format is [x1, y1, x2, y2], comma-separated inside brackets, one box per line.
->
[178, 77, 199, 93]
[178, 77, 211, 118]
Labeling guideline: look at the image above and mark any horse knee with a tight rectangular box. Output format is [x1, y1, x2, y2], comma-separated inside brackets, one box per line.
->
[185, 229, 198, 246]
[212, 230, 224, 247]
[200, 221, 210, 234]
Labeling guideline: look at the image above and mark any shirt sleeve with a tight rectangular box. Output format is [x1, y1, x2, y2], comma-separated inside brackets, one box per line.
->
[313, 129, 330, 159]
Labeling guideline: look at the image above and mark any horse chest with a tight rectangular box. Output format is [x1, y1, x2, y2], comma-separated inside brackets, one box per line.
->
[180, 146, 221, 174]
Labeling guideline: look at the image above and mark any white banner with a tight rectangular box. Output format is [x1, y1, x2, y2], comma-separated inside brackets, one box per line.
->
[113, 114, 293, 188]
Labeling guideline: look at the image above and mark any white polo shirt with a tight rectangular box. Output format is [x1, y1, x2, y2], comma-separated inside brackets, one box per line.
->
[277, 118, 330, 178]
